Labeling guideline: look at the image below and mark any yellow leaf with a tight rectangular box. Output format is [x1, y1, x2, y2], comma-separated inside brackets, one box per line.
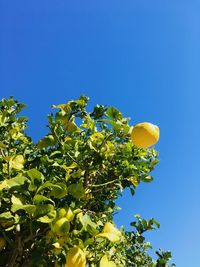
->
[76, 212, 83, 221]
[65, 122, 79, 132]
[64, 137, 73, 143]
[10, 155, 24, 170]
[90, 132, 104, 142]
[97, 232, 121, 242]
[7, 155, 25, 170]
[96, 222, 121, 242]
[52, 242, 62, 249]
[127, 177, 138, 188]
[65, 246, 86, 267]
[52, 104, 71, 114]
[0, 180, 9, 191]
[100, 255, 116, 267]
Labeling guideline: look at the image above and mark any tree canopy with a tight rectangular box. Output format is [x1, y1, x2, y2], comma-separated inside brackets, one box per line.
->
[0, 96, 174, 266]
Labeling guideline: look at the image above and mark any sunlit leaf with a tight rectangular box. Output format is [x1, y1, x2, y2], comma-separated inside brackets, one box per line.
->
[0, 180, 9, 191]
[106, 107, 122, 120]
[6, 175, 28, 188]
[8, 155, 25, 170]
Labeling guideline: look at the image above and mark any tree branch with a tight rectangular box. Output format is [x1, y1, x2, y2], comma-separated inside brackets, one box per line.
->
[6, 224, 23, 267]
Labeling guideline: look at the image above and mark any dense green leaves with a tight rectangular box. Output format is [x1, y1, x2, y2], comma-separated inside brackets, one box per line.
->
[0, 96, 174, 267]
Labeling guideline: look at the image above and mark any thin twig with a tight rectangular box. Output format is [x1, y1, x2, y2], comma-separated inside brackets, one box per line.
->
[91, 178, 122, 188]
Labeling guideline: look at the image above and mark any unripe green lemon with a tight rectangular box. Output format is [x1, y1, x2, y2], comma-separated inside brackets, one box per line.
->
[131, 122, 159, 148]
[51, 217, 70, 236]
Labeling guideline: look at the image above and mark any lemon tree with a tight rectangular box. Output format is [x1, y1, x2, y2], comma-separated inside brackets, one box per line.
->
[0, 96, 175, 267]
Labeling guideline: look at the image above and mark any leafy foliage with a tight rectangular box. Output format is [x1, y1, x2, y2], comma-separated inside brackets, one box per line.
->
[0, 96, 175, 266]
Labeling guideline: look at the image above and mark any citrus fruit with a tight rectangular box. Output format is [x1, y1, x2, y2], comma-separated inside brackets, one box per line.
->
[131, 122, 159, 148]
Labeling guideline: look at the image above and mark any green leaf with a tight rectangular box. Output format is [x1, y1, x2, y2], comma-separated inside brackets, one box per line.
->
[33, 194, 55, 205]
[0, 212, 15, 230]
[99, 119, 123, 133]
[37, 135, 56, 148]
[27, 169, 44, 190]
[68, 183, 85, 199]
[141, 175, 153, 183]
[34, 204, 56, 223]
[0, 113, 8, 126]
[64, 120, 80, 132]
[79, 214, 98, 236]
[87, 223, 99, 236]
[52, 104, 71, 114]
[0, 142, 6, 149]
[49, 182, 68, 199]
[37, 181, 65, 194]
[11, 195, 23, 206]
[0, 211, 14, 221]
[81, 114, 96, 132]
[0, 180, 9, 191]
[106, 107, 122, 120]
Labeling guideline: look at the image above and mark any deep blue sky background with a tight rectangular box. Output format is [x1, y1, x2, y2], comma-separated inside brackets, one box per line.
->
[1, 1, 200, 266]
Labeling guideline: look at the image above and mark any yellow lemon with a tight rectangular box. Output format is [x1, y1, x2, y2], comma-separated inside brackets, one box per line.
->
[131, 122, 159, 148]
[65, 246, 86, 267]
[0, 237, 6, 251]
[96, 222, 121, 242]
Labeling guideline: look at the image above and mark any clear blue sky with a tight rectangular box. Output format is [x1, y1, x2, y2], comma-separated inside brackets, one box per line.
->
[1, 1, 200, 266]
